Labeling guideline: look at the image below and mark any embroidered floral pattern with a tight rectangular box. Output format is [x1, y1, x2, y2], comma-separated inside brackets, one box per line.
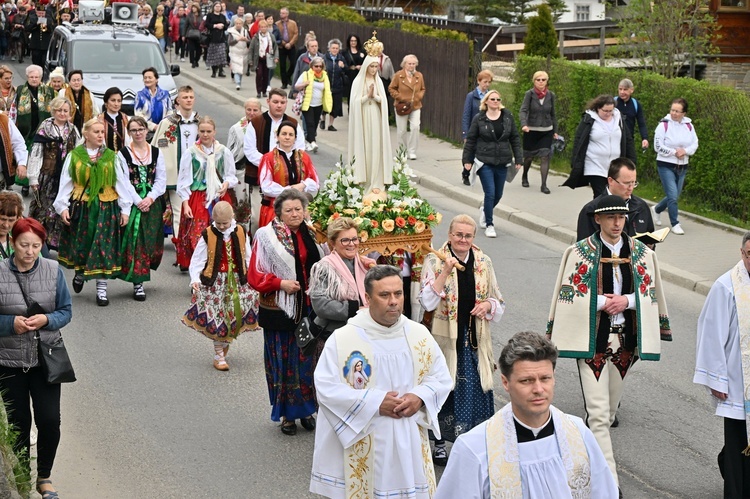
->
[634, 262, 654, 298]
[562, 261, 592, 300]
[164, 123, 178, 143]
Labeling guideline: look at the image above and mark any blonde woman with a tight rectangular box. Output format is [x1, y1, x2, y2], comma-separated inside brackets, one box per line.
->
[462, 90, 523, 238]
[227, 16, 250, 90]
[519, 70, 558, 194]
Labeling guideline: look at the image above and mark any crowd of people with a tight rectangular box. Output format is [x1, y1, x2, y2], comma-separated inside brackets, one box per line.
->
[0, 3, 742, 499]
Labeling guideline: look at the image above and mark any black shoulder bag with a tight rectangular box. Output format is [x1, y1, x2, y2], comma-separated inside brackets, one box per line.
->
[13, 272, 76, 384]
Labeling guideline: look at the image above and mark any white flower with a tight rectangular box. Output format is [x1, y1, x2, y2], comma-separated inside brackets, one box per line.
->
[329, 192, 340, 202]
[388, 184, 401, 193]
[353, 217, 363, 226]
[346, 186, 361, 201]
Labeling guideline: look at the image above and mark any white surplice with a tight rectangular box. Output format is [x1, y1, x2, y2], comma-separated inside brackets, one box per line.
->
[310, 311, 452, 499]
[694, 269, 746, 421]
[434, 414, 618, 499]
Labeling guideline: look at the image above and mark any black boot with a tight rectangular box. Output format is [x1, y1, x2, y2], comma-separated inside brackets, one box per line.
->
[522, 158, 533, 188]
[540, 156, 551, 194]
[211, 67, 217, 78]
[218, 67, 226, 78]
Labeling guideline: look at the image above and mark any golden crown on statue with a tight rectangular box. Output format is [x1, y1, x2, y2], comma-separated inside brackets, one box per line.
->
[363, 31, 384, 57]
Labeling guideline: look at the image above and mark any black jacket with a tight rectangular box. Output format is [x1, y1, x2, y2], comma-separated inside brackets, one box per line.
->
[577, 192, 655, 241]
[563, 112, 636, 189]
[147, 13, 170, 40]
[204, 12, 227, 44]
[462, 109, 523, 167]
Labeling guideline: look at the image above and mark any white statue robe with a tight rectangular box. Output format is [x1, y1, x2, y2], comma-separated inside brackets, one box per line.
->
[434, 408, 618, 499]
[694, 268, 747, 421]
[310, 311, 452, 499]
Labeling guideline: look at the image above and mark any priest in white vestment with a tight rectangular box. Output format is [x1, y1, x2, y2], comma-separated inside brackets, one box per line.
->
[435, 332, 618, 499]
[694, 232, 750, 497]
[310, 265, 452, 499]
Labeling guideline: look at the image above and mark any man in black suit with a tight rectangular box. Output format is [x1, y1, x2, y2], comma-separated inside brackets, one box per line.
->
[577, 157, 654, 242]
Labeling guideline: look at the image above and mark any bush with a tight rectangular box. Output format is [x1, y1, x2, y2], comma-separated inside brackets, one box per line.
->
[523, 5, 560, 58]
[513, 56, 750, 225]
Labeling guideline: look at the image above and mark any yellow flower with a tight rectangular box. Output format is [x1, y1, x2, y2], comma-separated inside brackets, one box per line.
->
[382, 219, 395, 232]
[414, 221, 426, 233]
[359, 230, 368, 243]
[353, 217, 363, 226]
[363, 197, 373, 207]
[435, 212, 443, 224]
[343, 209, 356, 215]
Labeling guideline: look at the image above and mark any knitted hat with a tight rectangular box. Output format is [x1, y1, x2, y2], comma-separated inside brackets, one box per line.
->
[594, 195, 628, 215]
[48, 67, 65, 81]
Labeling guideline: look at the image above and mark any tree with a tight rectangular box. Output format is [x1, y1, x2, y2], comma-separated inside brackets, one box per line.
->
[459, 0, 507, 24]
[615, 0, 720, 79]
[546, 0, 569, 22]
[523, 4, 560, 58]
[504, 0, 535, 24]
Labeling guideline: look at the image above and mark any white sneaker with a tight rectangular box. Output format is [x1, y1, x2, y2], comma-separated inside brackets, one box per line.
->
[236, 85, 240, 91]
[408, 153, 417, 160]
[479, 206, 486, 229]
[485, 225, 497, 238]
[180, 57, 185, 62]
[652, 206, 661, 226]
[305, 141, 313, 152]
[671, 223, 685, 235]
[311, 141, 319, 153]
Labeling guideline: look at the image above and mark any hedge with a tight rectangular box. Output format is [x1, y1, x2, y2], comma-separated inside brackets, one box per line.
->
[513, 56, 750, 225]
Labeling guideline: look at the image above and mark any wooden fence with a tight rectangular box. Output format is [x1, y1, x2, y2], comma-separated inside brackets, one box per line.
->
[237, 6, 472, 142]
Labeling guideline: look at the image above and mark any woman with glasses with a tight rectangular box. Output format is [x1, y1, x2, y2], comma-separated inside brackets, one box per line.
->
[309, 217, 370, 355]
[27, 96, 81, 251]
[462, 89, 523, 238]
[257, 121, 318, 228]
[565, 94, 636, 199]
[117, 116, 166, 301]
[294, 56, 332, 153]
[419, 213, 505, 467]
[519, 70, 558, 194]
[652, 98, 698, 236]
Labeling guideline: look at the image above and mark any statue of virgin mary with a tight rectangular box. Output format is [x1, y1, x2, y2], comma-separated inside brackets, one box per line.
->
[347, 33, 393, 194]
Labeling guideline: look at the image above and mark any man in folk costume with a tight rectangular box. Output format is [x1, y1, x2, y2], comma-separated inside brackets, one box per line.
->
[694, 232, 750, 498]
[226, 97, 261, 221]
[435, 332, 618, 499]
[547, 195, 671, 496]
[310, 265, 452, 499]
[0, 112, 29, 191]
[243, 88, 304, 230]
[151, 85, 199, 238]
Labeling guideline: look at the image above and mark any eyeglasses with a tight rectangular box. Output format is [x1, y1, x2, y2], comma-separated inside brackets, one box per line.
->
[338, 237, 359, 245]
[670, 109, 685, 114]
[612, 178, 639, 189]
[129, 128, 147, 134]
[312, 65, 323, 68]
[487, 98, 502, 102]
[535, 78, 548, 82]
[450, 232, 474, 240]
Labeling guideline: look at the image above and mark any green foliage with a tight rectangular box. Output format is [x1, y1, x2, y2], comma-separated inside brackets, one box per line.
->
[523, 4, 560, 58]
[373, 20, 468, 42]
[545, 0, 569, 22]
[613, 0, 720, 79]
[514, 56, 750, 225]
[503, 0, 535, 24]
[0, 396, 31, 497]
[456, 0, 507, 24]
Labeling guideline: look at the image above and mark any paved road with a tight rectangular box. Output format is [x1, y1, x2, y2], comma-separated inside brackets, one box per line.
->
[4, 63, 726, 498]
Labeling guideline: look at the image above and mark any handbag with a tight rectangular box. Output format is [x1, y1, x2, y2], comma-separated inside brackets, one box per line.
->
[294, 317, 318, 357]
[186, 27, 200, 41]
[395, 85, 415, 116]
[12, 273, 76, 384]
[265, 52, 276, 70]
[292, 74, 305, 116]
[68, 175, 90, 225]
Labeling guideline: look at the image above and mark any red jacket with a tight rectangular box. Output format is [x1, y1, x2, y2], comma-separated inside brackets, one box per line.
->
[169, 13, 181, 42]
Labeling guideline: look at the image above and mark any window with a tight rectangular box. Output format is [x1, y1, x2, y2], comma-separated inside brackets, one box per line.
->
[575, 4, 590, 22]
[719, 0, 748, 9]
[69, 41, 168, 75]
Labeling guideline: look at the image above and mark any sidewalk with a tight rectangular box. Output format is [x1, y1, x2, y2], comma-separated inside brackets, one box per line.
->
[179, 63, 742, 296]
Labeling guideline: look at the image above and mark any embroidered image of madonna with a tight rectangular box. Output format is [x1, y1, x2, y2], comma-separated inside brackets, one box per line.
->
[343, 351, 371, 389]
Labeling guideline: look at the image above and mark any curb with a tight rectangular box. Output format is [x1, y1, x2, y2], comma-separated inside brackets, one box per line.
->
[181, 69, 727, 296]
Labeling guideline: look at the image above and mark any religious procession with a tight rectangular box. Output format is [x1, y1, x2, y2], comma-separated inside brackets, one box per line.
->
[0, 0, 745, 497]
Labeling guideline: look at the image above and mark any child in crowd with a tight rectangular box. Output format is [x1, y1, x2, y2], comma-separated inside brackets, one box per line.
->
[182, 201, 259, 371]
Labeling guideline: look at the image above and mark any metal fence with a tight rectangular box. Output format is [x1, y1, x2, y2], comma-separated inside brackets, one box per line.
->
[241, 6, 472, 143]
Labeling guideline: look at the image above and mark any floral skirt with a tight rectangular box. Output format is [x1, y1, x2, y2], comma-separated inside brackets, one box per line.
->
[119, 202, 165, 283]
[28, 171, 64, 250]
[437, 326, 494, 442]
[264, 328, 317, 422]
[206, 43, 227, 66]
[182, 271, 260, 342]
[174, 190, 231, 269]
[58, 199, 121, 279]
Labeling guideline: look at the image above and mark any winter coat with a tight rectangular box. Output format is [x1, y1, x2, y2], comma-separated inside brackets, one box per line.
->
[462, 109, 523, 167]
[653, 114, 698, 166]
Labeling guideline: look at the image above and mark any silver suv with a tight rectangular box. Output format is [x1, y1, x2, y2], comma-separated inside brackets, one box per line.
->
[45, 23, 180, 114]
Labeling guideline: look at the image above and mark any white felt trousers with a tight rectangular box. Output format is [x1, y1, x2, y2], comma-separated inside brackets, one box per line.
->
[577, 333, 630, 486]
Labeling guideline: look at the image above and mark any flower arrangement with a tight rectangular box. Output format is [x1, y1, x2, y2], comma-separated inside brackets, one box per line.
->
[309, 152, 442, 242]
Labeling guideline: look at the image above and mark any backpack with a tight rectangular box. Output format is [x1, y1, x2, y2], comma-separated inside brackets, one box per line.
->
[662, 120, 692, 132]
[615, 96, 638, 113]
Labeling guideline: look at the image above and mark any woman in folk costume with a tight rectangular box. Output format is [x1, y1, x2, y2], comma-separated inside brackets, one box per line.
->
[61, 70, 97, 134]
[53, 117, 133, 306]
[175, 116, 237, 270]
[11, 64, 55, 196]
[117, 116, 166, 301]
[308, 217, 373, 362]
[420, 213, 505, 466]
[257, 121, 318, 229]
[184, 201, 259, 371]
[27, 96, 81, 251]
[134, 67, 172, 133]
[247, 189, 326, 436]
[0, 65, 17, 113]
[348, 33, 393, 193]
[99, 87, 131, 154]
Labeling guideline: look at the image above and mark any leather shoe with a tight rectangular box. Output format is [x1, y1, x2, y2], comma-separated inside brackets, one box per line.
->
[300, 416, 316, 431]
[213, 358, 229, 371]
[611, 415, 619, 428]
[72, 275, 84, 293]
[96, 296, 109, 307]
[281, 420, 297, 435]
[541, 186, 551, 194]
[462, 176, 470, 186]
[522, 177, 530, 188]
